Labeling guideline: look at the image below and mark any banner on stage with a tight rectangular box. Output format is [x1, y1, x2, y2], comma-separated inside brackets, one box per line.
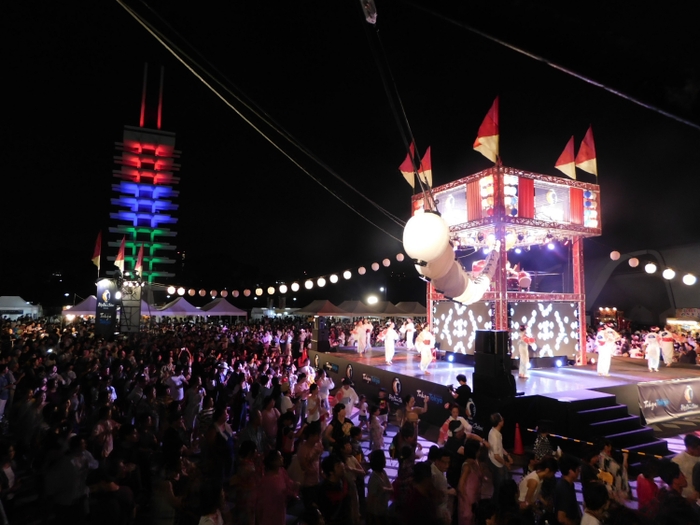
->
[638, 377, 700, 424]
[95, 278, 118, 338]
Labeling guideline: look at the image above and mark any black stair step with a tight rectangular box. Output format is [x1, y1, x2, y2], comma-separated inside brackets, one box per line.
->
[589, 415, 642, 436]
[577, 404, 630, 424]
[603, 427, 656, 447]
[622, 440, 671, 459]
[566, 394, 618, 412]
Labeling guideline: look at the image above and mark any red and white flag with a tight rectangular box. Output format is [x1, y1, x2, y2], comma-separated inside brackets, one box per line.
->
[114, 236, 126, 273]
[92, 231, 102, 271]
[473, 97, 499, 163]
[399, 142, 416, 188]
[417, 146, 432, 187]
[134, 244, 144, 277]
[554, 136, 576, 179]
[575, 125, 597, 176]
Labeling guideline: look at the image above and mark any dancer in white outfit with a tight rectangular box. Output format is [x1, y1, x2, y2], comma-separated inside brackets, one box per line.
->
[416, 326, 435, 375]
[516, 325, 535, 379]
[382, 322, 399, 365]
[403, 319, 416, 351]
[644, 328, 661, 372]
[596, 326, 620, 376]
[659, 327, 675, 366]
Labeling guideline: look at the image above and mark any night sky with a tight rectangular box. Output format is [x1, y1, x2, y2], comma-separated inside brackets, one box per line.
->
[2, 1, 699, 308]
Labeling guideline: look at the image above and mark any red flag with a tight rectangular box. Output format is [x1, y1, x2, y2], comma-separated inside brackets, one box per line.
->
[92, 232, 102, 270]
[399, 142, 416, 188]
[134, 244, 144, 278]
[417, 146, 432, 187]
[575, 125, 597, 176]
[554, 136, 576, 179]
[473, 97, 499, 163]
[114, 236, 126, 273]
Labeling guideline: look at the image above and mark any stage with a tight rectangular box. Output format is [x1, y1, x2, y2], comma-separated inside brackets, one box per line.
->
[310, 346, 700, 461]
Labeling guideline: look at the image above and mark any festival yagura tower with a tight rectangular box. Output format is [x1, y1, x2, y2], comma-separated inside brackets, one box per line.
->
[109, 66, 180, 283]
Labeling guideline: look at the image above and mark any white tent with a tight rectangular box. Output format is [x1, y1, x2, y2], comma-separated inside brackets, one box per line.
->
[0, 296, 41, 320]
[157, 297, 201, 316]
[201, 298, 247, 317]
[295, 300, 351, 317]
[62, 295, 97, 317]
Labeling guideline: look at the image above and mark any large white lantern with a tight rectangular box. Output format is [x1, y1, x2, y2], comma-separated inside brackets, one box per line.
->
[403, 212, 450, 262]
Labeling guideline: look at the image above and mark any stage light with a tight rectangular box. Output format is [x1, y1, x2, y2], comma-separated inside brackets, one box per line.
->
[291, 283, 300, 292]
[662, 268, 675, 280]
[683, 274, 697, 285]
[590, 357, 596, 364]
[279, 284, 288, 294]
[396, 253, 404, 262]
[380, 287, 385, 292]
[317, 278, 326, 288]
[124, 271, 130, 277]
[115, 291, 122, 300]
[555, 359, 563, 368]
[177, 287, 185, 296]
[267, 286, 275, 295]
[628, 258, 639, 268]
[329, 274, 339, 284]
[610, 251, 620, 261]
[255, 288, 263, 296]
[358, 267, 366, 275]
[645, 263, 657, 274]
[547, 243, 555, 250]
[483, 247, 490, 254]
[447, 354, 454, 362]
[211, 290, 218, 297]
[382, 258, 391, 267]
[515, 248, 522, 254]
[367, 295, 378, 305]
[167, 286, 176, 294]
[402, 212, 450, 262]
[304, 280, 313, 290]
[343, 270, 352, 280]
[371, 263, 380, 271]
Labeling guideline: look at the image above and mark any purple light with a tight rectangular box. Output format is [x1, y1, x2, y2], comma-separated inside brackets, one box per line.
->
[547, 242, 555, 250]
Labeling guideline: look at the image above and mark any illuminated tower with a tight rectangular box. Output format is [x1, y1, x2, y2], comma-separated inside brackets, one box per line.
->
[109, 65, 180, 283]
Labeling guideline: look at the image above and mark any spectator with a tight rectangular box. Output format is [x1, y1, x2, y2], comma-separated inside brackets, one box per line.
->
[581, 482, 608, 525]
[487, 412, 512, 503]
[554, 455, 582, 525]
[671, 433, 700, 499]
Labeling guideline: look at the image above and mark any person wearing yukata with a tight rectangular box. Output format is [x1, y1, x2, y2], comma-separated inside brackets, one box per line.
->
[404, 318, 416, 351]
[416, 326, 435, 375]
[596, 325, 620, 377]
[356, 320, 368, 354]
[659, 326, 676, 366]
[517, 325, 536, 379]
[382, 321, 399, 365]
[644, 327, 661, 372]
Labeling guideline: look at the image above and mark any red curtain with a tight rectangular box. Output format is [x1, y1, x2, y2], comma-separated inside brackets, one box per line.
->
[570, 188, 584, 225]
[467, 180, 482, 221]
[518, 177, 534, 218]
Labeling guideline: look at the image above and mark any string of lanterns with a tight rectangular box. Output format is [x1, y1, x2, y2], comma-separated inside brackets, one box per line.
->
[609, 251, 696, 285]
[164, 253, 406, 298]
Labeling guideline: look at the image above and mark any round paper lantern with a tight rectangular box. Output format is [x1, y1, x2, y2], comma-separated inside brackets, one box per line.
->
[382, 258, 390, 267]
[221, 290, 228, 298]
[291, 282, 300, 292]
[628, 258, 639, 268]
[396, 253, 404, 262]
[279, 284, 288, 294]
[199, 289, 206, 297]
[371, 262, 379, 271]
[662, 268, 676, 280]
[244, 289, 251, 297]
[232, 290, 240, 298]
[518, 271, 532, 289]
[402, 212, 450, 262]
[167, 286, 176, 295]
[644, 263, 657, 274]
[177, 287, 185, 296]
[317, 278, 326, 287]
[610, 251, 620, 261]
[267, 286, 275, 295]
[188, 289, 196, 296]
[343, 271, 352, 280]
[210, 289, 218, 297]
[255, 288, 263, 296]
[329, 274, 339, 284]
[358, 267, 366, 275]
[682, 274, 697, 285]
[304, 280, 313, 290]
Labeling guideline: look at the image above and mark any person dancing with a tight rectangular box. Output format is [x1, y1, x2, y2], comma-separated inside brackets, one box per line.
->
[517, 325, 535, 379]
[415, 325, 435, 375]
[596, 325, 620, 377]
[644, 327, 661, 372]
[659, 326, 675, 366]
[382, 321, 399, 365]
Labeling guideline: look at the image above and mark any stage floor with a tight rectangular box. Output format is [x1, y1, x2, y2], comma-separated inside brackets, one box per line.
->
[338, 347, 700, 397]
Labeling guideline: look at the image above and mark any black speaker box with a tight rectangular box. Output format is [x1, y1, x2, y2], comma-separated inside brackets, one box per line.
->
[473, 371, 516, 399]
[475, 330, 511, 355]
[475, 353, 511, 378]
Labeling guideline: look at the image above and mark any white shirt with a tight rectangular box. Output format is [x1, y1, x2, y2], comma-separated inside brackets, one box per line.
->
[279, 394, 294, 414]
[488, 427, 505, 467]
[166, 374, 187, 402]
[671, 451, 700, 498]
[340, 386, 359, 408]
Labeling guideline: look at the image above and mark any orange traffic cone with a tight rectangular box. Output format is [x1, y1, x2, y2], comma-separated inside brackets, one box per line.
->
[514, 423, 525, 455]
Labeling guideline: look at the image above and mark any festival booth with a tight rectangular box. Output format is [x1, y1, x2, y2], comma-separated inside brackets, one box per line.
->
[62, 295, 98, 317]
[200, 298, 248, 318]
[0, 296, 41, 320]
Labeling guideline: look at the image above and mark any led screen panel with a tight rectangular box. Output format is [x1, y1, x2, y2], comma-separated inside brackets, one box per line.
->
[509, 302, 580, 357]
[434, 184, 467, 226]
[433, 300, 491, 354]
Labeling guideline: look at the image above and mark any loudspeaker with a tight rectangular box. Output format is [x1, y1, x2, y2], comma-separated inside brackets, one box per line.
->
[312, 316, 331, 352]
[475, 353, 511, 378]
[473, 371, 516, 399]
[475, 330, 511, 355]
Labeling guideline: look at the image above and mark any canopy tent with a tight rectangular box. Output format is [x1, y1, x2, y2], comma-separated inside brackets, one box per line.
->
[295, 300, 350, 317]
[62, 295, 97, 317]
[157, 297, 201, 316]
[0, 295, 41, 319]
[394, 301, 427, 316]
[201, 298, 248, 317]
[338, 300, 412, 318]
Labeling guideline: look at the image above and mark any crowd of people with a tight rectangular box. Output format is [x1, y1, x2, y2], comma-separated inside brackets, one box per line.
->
[0, 315, 698, 525]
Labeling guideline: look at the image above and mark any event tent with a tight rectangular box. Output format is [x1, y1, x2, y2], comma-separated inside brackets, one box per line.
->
[157, 297, 201, 316]
[395, 301, 427, 316]
[0, 295, 41, 319]
[62, 295, 97, 317]
[201, 298, 248, 317]
[295, 300, 350, 317]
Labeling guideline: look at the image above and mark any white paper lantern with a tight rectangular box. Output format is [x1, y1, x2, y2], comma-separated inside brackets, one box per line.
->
[396, 253, 405, 262]
[317, 278, 326, 287]
[167, 286, 176, 295]
[358, 267, 366, 275]
[343, 271, 352, 280]
[644, 263, 657, 274]
[628, 258, 639, 268]
[402, 213, 450, 262]
[662, 268, 676, 280]
[199, 289, 206, 297]
[188, 289, 196, 296]
[304, 280, 313, 290]
[382, 258, 390, 267]
[267, 286, 275, 295]
[682, 274, 697, 285]
[291, 282, 300, 292]
[371, 262, 380, 271]
[210, 289, 218, 297]
[329, 274, 339, 284]
[221, 290, 228, 298]
[279, 284, 288, 294]
[255, 288, 263, 296]
[610, 251, 620, 261]
[232, 290, 240, 298]
[177, 287, 185, 296]
[243, 289, 251, 297]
